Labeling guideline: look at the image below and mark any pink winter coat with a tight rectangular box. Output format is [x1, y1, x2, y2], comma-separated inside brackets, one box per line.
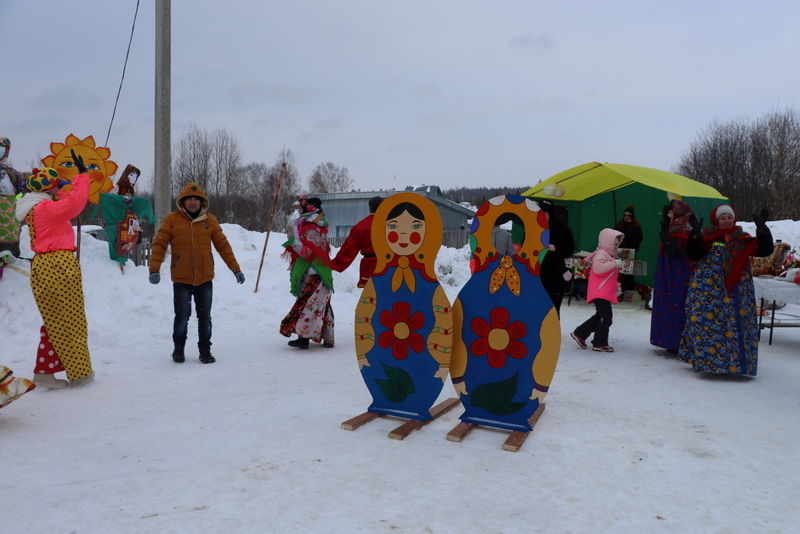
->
[18, 174, 89, 253]
[585, 228, 624, 304]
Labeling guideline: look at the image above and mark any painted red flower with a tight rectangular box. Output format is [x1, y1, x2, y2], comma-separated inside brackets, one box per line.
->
[378, 301, 425, 360]
[470, 307, 527, 368]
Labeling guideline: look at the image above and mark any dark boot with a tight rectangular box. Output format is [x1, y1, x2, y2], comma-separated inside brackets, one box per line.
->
[287, 337, 309, 349]
[172, 347, 185, 363]
[199, 352, 216, 364]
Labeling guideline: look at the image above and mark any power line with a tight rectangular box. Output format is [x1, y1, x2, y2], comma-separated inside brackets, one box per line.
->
[105, 0, 141, 147]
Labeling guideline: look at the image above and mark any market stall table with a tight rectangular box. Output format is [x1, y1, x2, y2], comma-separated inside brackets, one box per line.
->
[753, 276, 800, 345]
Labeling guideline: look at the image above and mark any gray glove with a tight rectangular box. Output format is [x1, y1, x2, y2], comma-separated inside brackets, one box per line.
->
[149, 272, 160, 284]
[234, 271, 245, 284]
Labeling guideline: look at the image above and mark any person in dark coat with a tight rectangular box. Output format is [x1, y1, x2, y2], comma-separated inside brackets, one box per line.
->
[613, 205, 643, 292]
[537, 200, 575, 316]
[650, 199, 695, 352]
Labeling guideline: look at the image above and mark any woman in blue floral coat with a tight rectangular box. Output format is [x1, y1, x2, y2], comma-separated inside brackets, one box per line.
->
[678, 204, 773, 376]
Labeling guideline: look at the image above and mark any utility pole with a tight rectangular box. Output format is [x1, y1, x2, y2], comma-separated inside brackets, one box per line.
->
[154, 0, 171, 222]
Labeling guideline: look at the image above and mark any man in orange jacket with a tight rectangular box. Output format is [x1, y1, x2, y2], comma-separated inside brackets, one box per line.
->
[331, 196, 382, 288]
[148, 183, 244, 364]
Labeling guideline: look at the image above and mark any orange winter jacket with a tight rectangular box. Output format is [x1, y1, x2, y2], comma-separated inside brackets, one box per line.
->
[149, 183, 240, 285]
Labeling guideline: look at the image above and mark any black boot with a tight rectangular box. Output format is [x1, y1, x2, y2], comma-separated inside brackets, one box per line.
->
[199, 352, 216, 364]
[287, 337, 309, 349]
[172, 347, 185, 363]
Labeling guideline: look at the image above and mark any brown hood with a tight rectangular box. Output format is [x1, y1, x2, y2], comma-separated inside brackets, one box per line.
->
[176, 182, 209, 214]
[117, 164, 140, 196]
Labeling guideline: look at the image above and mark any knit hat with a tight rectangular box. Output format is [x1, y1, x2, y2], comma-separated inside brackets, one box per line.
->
[26, 167, 64, 192]
[368, 196, 383, 213]
[711, 204, 735, 226]
[623, 205, 635, 218]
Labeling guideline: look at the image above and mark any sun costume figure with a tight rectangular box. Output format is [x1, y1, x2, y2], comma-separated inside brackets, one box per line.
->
[450, 195, 560, 432]
[353, 192, 452, 421]
[41, 134, 116, 206]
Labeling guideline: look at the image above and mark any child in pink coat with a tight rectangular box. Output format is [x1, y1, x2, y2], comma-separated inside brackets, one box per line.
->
[571, 228, 629, 352]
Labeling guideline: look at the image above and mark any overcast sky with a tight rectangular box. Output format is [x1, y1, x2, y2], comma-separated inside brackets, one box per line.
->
[3, 0, 799, 192]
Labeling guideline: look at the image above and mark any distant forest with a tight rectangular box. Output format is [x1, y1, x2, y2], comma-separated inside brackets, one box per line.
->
[442, 186, 531, 207]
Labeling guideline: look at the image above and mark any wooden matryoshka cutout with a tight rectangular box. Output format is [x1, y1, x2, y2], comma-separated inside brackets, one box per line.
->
[351, 192, 453, 422]
[449, 195, 560, 443]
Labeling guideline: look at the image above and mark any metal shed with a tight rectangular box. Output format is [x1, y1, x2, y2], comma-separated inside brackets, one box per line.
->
[313, 187, 474, 248]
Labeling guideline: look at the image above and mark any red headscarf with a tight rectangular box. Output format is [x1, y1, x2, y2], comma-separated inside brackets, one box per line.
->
[702, 204, 757, 294]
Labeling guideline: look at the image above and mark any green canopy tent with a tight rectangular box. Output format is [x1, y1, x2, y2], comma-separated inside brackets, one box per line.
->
[521, 162, 728, 286]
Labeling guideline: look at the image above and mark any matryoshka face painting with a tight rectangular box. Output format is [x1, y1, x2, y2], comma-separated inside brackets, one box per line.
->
[386, 209, 426, 257]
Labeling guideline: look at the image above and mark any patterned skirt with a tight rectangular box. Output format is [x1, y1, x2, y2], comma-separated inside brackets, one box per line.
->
[678, 244, 758, 376]
[30, 250, 93, 381]
[280, 274, 334, 344]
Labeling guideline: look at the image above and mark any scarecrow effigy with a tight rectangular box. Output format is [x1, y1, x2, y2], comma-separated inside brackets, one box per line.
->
[448, 195, 561, 451]
[99, 164, 155, 266]
[341, 192, 459, 439]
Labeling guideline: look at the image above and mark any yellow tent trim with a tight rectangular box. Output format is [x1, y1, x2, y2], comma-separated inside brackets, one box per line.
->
[522, 162, 727, 201]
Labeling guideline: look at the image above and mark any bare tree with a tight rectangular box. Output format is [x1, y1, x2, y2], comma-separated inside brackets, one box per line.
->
[173, 123, 211, 193]
[232, 149, 302, 231]
[676, 109, 800, 220]
[209, 128, 242, 220]
[172, 125, 243, 221]
[308, 161, 353, 194]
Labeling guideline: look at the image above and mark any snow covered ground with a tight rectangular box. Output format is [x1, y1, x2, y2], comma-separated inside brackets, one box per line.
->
[3, 220, 800, 533]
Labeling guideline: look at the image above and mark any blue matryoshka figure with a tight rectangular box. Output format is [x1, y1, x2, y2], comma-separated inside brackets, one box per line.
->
[353, 192, 452, 421]
[450, 195, 560, 432]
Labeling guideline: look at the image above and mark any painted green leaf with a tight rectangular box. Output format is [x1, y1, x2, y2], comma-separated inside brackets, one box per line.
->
[469, 372, 525, 415]
[375, 363, 416, 403]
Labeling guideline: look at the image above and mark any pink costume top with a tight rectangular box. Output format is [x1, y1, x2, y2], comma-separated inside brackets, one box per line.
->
[19, 174, 89, 253]
[585, 228, 624, 304]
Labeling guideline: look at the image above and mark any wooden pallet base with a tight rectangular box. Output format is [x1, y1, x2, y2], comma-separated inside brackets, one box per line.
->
[447, 403, 546, 452]
[340, 411, 381, 431]
[341, 397, 461, 440]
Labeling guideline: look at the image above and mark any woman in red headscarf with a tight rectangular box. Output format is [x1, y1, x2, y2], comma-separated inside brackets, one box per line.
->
[678, 204, 773, 376]
[650, 199, 695, 353]
[280, 196, 335, 349]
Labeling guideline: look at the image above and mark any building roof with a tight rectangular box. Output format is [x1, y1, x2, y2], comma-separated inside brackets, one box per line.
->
[312, 188, 474, 217]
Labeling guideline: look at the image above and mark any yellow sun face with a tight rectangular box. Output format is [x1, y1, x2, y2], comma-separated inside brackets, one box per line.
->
[42, 134, 117, 204]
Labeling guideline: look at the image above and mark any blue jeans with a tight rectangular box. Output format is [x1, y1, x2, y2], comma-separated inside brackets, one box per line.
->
[173, 281, 213, 353]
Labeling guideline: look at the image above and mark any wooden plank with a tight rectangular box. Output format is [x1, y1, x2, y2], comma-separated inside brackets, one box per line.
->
[502, 430, 529, 452]
[388, 398, 461, 440]
[341, 411, 381, 431]
[388, 420, 423, 440]
[430, 397, 461, 418]
[446, 422, 476, 442]
[502, 404, 546, 452]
